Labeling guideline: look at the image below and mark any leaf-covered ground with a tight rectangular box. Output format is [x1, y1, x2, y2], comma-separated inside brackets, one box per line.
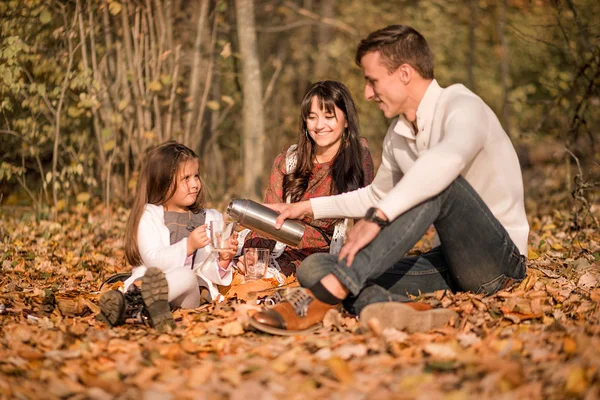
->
[1, 164, 599, 400]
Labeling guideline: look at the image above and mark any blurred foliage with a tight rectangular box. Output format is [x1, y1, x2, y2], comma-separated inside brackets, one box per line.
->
[0, 0, 598, 215]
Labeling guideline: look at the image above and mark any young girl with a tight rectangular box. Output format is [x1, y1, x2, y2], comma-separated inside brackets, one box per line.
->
[99, 141, 238, 331]
[239, 81, 375, 278]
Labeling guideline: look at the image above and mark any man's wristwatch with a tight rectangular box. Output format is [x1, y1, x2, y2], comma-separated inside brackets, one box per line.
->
[363, 207, 389, 228]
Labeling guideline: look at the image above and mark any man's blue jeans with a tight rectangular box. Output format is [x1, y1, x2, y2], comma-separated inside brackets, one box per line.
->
[297, 176, 526, 314]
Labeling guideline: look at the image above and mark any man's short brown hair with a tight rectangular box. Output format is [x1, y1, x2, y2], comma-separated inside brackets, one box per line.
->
[355, 25, 434, 79]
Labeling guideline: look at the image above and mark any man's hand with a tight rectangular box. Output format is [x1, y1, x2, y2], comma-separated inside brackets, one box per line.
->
[338, 220, 381, 267]
[265, 200, 313, 229]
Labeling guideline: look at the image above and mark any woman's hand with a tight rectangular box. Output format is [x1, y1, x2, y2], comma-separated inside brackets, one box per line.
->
[266, 200, 313, 228]
[187, 225, 210, 255]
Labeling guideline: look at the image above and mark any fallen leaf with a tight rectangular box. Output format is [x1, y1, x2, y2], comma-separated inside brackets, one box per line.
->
[457, 332, 481, 348]
[423, 343, 457, 360]
[48, 377, 85, 398]
[366, 317, 382, 337]
[220, 321, 244, 337]
[327, 357, 353, 383]
[562, 336, 577, 355]
[86, 387, 113, 400]
[572, 258, 592, 271]
[322, 308, 342, 330]
[130, 368, 160, 389]
[159, 343, 185, 361]
[334, 344, 368, 360]
[55, 293, 90, 317]
[4, 324, 33, 343]
[565, 366, 588, 395]
[382, 328, 409, 344]
[187, 364, 213, 388]
[398, 373, 434, 391]
[220, 367, 242, 386]
[577, 271, 598, 288]
[528, 247, 540, 260]
[590, 288, 600, 302]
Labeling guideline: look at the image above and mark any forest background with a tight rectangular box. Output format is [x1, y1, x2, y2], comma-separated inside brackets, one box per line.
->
[0, 0, 598, 214]
[1, 1, 600, 398]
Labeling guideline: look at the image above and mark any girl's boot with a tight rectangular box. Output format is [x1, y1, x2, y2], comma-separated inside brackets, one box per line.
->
[99, 267, 174, 332]
[98, 284, 145, 327]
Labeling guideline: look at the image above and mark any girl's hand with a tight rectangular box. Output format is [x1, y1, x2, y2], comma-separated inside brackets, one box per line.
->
[235, 255, 246, 275]
[219, 231, 239, 263]
[187, 225, 210, 255]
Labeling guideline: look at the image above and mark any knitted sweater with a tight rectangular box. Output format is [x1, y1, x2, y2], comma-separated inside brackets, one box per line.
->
[311, 79, 529, 255]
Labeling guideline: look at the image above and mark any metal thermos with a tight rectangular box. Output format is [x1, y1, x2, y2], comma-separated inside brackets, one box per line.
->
[227, 199, 305, 247]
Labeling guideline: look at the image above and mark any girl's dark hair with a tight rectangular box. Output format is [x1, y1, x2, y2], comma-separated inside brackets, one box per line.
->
[355, 25, 434, 79]
[125, 141, 205, 266]
[283, 81, 365, 203]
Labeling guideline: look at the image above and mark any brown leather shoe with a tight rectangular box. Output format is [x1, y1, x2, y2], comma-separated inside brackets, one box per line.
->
[359, 302, 458, 333]
[249, 288, 334, 336]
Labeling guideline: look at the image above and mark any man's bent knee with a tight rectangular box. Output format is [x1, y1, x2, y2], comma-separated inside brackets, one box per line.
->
[297, 253, 338, 288]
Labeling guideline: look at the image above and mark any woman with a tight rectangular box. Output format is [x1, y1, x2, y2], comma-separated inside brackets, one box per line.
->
[241, 81, 375, 277]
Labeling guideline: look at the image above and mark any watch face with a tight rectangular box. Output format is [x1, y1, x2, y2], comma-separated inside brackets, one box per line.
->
[366, 207, 376, 219]
[364, 207, 387, 228]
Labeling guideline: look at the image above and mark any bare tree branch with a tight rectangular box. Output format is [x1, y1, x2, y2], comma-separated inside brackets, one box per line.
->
[282, 0, 358, 37]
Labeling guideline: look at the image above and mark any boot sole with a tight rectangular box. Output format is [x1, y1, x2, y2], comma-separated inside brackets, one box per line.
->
[359, 302, 459, 333]
[99, 290, 126, 326]
[141, 268, 174, 332]
[248, 317, 321, 336]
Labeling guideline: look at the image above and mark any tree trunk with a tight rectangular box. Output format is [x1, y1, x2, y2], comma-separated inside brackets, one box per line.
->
[497, 0, 511, 137]
[235, 0, 265, 200]
[52, 3, 78, 212]
[78, 0, 108, 203]
[314, 0, 335, 80]
[466, 0, 477, 91]
[296, 0, 313, 97]
[121, 0, 148, 146]
[183, 0, 210, 147]
[193, 11, 218, 156]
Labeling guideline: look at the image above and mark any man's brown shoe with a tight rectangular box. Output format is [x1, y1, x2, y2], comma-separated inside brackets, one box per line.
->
[359, 302, 459, 333]
[249, 288, 334, 336]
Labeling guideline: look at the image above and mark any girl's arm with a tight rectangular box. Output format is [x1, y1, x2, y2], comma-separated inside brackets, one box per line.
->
[137, 207, 188, 271]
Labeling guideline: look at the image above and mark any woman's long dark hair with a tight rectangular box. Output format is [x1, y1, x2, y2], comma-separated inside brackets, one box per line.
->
[283, 81, 365, 203]
[125, 141, 205, 266]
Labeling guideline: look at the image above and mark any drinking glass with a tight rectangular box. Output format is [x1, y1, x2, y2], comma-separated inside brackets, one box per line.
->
[243, 248, 270, 280]
[210, 219, 237, 252]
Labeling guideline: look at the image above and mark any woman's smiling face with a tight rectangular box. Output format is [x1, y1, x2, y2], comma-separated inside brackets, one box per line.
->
[305, 96, 348, 157]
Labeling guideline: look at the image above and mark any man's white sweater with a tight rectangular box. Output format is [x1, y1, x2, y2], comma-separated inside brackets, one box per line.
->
[310, 79, 529, 255]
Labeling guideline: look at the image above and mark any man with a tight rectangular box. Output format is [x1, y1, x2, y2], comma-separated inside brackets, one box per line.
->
[249, 25, 528, 335]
